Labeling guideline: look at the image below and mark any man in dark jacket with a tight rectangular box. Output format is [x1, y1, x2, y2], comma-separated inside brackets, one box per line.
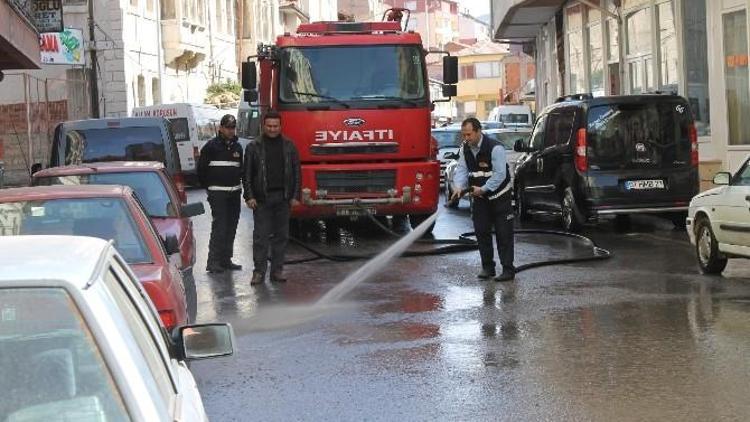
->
[197, 114, 243, 274]
[243, 110, 301, 285]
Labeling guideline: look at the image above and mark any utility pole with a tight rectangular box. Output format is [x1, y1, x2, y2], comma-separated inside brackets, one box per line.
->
[88, 0, 100, 117]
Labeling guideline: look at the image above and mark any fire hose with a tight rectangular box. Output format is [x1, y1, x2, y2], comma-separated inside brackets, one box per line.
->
[285, 209, 612, 273]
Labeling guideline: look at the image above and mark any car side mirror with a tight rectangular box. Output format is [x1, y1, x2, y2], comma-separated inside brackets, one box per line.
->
[163, 235, 179, 256]
[176, 323, 234, 361]
[182, 202, 205, 218]
[442, 55, 458, 85]
[241, 61, 257, 90]
[713, 172, 731, 186]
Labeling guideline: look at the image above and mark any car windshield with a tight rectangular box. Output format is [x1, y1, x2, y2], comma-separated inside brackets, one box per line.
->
[237, 107, 260, 139]
[499, 113, 530, 124]
[0, 288, 129, 421]
[35, 172, 176, 218]
[433, 130, 461, 149]
[0, 198, 151, 264]
[736, 160, 750, 186]
[587, 101, 692, 170]
[279, 45, 426, 106]
[63, 127, 166, 164]
[487, 131, 531, 150]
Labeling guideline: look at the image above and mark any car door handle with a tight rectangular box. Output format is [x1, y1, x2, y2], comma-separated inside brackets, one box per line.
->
[537, 158, 543, 173]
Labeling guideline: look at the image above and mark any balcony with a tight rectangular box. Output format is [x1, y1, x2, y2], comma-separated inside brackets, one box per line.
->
[0, 0, 41, 70]
[160, 0, 208, 69]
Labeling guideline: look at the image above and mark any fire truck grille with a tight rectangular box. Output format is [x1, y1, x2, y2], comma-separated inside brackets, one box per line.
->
[311, 144, 398, 155]
[316, 170, 396, 194]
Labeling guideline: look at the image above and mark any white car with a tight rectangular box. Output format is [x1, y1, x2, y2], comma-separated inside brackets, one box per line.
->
[0, 236, 233, 421]
[443, 128, 531, 207]
[687, 156, 750, 274]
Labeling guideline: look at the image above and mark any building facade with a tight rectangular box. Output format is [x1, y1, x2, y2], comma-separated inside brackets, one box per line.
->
[384, 0, 459, 50]
[454, 40, 508, 120]
[493, 0, 749, 177]
[338, 0, 385, 22]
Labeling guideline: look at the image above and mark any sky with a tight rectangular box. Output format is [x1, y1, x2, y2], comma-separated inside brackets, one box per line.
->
[457, 0, 490, 17]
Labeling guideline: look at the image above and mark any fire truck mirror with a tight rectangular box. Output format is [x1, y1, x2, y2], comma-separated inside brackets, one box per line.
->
[242, 61, 257, 90]
[442, 85, 457, 98]
[244, 90, 258, 103]
[442, 56, 458, 85]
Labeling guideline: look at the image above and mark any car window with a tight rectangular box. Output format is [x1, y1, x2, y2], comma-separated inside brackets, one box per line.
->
[0, 198, 152, 264]
[543, 112, 576, 148]
[488, 131, 532, 150]
[530, 115, 548, 150]
[432, 130, 461, 149]
[63, 127, 166, 164]
[105, 265, 176, 405]
[36, 172, 177, 218]
[734, 160, 750, 186]
[0, 287, 130, 421]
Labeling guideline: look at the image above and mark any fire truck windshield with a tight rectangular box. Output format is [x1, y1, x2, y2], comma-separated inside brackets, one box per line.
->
[278, 45, 426, 107]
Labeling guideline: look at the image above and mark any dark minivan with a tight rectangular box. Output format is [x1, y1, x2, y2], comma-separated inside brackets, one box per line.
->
[46, 117, 186, 202]
[514, 94, 699, 231]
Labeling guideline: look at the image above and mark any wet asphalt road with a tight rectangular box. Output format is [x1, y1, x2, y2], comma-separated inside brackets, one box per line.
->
[187, 189, 750, 421]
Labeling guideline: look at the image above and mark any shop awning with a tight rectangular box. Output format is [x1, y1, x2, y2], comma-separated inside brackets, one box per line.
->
[491, 0, 565, 43]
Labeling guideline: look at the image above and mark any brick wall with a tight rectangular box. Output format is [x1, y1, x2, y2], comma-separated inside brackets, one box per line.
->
[0, 100, 68, 187]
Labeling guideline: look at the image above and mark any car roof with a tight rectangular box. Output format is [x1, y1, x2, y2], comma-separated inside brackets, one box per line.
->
[0, 235, 111, 288]
[59, 117, 166, 130]
[0, 185, 131, 202]
[35, 162, 165, 177]
[550, 93, 686, 110]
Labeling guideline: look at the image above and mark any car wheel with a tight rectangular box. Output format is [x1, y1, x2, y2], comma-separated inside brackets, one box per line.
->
[409, 214, 435, 234]
[560, 187, 583, 232]
[515, 184, 531, 222]
[695, 218, 728, 274]
[183, 269, 197, 323]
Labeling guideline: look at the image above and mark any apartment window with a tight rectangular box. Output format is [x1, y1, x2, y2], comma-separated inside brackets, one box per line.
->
[152, 78, 161, 105]
[475, 62, 500, 79]
[567, 5, 585, 93]
[722, 10, 750, 146]
[682, 0, 710, 135]
[587, 6, 604, 96]
[484, 100, 497, 114]
[161, 0, 175, 18]
[226, 0, 233, 34]
[216, 0, 224, 33]
[460, 64, 475, 80]
[137, 75, 146, 107]
[657, 1, 677, 92]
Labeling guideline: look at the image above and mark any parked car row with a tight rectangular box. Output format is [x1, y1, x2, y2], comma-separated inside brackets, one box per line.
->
[3, 114, 235, 420]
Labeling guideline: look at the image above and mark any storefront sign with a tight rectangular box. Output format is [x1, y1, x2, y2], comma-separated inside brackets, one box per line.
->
[32, 0, 63, 33]
[40, 28, 84, 65]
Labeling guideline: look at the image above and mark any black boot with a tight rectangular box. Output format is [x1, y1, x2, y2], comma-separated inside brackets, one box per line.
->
[477, 267, 496, 280]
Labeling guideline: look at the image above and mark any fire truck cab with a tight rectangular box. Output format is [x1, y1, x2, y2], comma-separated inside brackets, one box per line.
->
[241, 9, 458, 232]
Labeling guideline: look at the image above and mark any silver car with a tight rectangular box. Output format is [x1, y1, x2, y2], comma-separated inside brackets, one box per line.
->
[0, 235, 233, 421]
[443, 128, 531, 207]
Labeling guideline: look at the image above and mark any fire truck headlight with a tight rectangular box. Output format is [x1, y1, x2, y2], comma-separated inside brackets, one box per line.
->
[415, 172, 424, 181]
[414, 184, 422, 193]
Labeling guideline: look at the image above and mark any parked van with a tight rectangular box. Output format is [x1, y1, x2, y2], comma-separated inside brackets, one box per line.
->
[513, 94, 699, 232]
[47, 117, 187, 201]
[488, 104, 534, 128]
[132, 103, 226, 178]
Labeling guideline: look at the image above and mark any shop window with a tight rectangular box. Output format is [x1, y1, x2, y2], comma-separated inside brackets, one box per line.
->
[722, 10, 750, 146]
[682, 0, 710, 135]
[626, 7, 653, 94]
[588, 6, 604, 96]
[567, 5, 585, 94]
[658, 1, 677, 92]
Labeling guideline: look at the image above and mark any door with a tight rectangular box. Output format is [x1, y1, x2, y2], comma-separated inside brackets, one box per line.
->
[538, 110, 577, 209]
[715, 160, 750, 246]
[518, 114, 549, 207]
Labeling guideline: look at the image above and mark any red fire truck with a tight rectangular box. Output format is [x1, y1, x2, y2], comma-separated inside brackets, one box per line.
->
[241, 9, 458, 232]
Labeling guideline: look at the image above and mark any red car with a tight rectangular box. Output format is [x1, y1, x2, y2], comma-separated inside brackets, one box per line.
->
[0, 185, 189, 330]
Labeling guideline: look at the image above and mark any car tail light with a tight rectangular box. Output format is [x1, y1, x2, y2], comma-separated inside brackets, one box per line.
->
[575, 128, 588, 173]
[173, 172, 188, 203]
[689, 123, 699, 166]
[159, 310, 177, 330]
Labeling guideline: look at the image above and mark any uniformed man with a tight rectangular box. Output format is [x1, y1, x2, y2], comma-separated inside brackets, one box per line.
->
[197, 114, 243, 274]
[451, 117, 515, 282]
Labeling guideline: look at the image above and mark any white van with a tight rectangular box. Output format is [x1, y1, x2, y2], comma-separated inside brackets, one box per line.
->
[487, 104, 534, 128]
[132, 103, 226, 177]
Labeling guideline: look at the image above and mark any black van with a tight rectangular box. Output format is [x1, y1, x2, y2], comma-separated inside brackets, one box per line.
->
[513, 94, 699, 231]
[46, 117, 186, 201]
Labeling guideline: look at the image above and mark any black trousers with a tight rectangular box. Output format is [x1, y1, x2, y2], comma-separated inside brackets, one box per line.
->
[471, 195, 515, 271]
[207, 190, 241, 266]
[252, 191, 290, 275]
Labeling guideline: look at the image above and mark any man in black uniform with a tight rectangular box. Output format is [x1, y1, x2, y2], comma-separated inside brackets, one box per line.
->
[197, 114, 243, 274]
[243, 110, 301, 285]
[450, 118, 515, 281]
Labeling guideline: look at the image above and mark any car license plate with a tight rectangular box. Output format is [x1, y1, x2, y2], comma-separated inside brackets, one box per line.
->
[625, 179, 665, 190]
[336, 207, 376, 217]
